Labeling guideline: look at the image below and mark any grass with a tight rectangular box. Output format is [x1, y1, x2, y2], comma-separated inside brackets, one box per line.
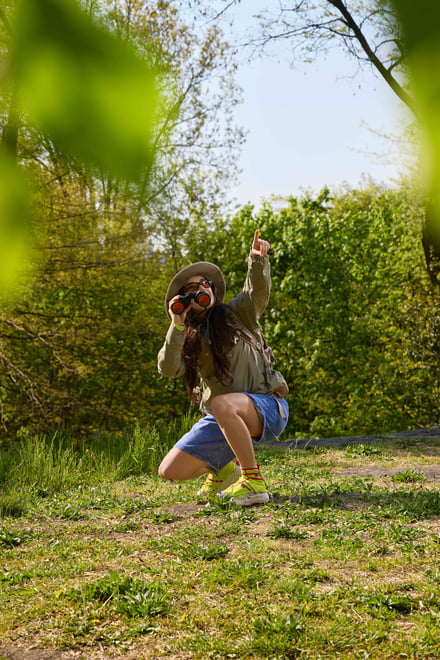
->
[1, 430, 440, 658]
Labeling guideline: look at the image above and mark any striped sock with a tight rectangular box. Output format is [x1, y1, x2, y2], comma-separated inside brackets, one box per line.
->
[241, 466, 264, 483]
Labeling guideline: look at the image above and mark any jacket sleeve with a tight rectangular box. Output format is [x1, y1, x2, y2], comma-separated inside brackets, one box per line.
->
[157, 324, 186, 379]
[228, 252, 270, 330]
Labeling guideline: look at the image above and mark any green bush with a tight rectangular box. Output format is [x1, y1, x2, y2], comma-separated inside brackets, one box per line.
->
[191, 185, 439, 437]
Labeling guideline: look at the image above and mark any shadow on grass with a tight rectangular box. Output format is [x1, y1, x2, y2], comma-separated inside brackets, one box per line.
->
[272, 486, 440, 520]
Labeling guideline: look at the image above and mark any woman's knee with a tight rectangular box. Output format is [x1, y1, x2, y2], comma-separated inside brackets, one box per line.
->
[158, 459, 173, 480]
[158, 447, 210, 481]
[158, 449, 182, 480]
[211, 393, 234, 419]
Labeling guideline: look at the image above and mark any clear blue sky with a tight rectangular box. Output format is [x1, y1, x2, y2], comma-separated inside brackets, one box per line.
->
[216, 5, 413, 209]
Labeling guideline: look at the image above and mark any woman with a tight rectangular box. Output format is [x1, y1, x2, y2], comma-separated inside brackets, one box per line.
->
[157, 229, 289, 506]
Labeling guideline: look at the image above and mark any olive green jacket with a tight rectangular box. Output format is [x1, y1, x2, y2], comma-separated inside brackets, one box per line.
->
[157, 253, 286, 415]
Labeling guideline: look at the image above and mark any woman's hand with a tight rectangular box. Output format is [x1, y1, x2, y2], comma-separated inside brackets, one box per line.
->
[251, 229, 270, 256]
[169, 295, 189, 326]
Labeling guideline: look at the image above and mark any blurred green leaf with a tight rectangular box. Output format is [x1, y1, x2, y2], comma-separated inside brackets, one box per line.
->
[391, 1, 440, 224]
[0, 151, 32, 295]
[12, 0, 159, 181]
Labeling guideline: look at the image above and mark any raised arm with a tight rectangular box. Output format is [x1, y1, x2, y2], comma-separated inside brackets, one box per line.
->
[229, 229, 271, 329]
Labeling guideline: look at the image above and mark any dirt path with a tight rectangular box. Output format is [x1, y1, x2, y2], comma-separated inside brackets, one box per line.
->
[259, 424, 440, 450]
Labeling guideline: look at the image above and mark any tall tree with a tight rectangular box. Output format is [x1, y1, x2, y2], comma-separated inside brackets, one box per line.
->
[184, 0, 440, 283]
[0, 0, 243, 436]
[183, 0, 414, 112]
[100, 0, 244, 257]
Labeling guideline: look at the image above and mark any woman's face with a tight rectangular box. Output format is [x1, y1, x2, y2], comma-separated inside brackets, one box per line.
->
[181, 275, 214, 313]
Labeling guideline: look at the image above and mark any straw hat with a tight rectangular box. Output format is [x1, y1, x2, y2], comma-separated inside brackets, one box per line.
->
[164, 262, 226, 318]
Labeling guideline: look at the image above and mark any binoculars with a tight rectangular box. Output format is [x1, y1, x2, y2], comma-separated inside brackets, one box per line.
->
[170, 290, 211, 315]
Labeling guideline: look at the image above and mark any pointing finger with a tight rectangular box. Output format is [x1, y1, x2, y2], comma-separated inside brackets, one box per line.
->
[252, 229, 260, 249]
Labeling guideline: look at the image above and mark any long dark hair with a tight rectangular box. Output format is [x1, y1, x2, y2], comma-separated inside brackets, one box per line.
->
[182, 299, 243, 399]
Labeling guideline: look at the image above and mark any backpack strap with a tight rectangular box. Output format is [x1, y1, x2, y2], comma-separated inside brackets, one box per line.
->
[235, 322, 274, 382]
[235, 320, 289, 397]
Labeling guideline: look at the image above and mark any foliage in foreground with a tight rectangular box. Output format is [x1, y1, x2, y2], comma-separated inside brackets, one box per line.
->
[1, 433, 440, 658]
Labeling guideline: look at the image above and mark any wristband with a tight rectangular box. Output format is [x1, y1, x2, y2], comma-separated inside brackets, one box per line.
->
[173, 323, 185, 331]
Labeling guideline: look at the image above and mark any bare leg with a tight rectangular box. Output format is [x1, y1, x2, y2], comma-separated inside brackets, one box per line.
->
[210, 393, 263, 469]
[159, 393, 262, 481]
[158, 447, 210, 481]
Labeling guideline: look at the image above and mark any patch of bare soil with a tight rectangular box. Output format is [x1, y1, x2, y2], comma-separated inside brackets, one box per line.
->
[260, 424, 440, 450]
[0, 648, 85, 660]
[331, 464, 440, 482]
[0, 645, 190, 659]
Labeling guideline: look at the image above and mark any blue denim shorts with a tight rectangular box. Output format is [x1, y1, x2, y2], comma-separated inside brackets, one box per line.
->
[174, 393, 289, 474]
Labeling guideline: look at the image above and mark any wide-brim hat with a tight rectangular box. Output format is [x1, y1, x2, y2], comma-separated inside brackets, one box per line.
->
[164, 261, 226, 318]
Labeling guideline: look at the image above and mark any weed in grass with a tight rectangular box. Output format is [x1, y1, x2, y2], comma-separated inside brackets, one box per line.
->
[151, 511, 180, 524]
[56, 505, 85, 521]
[316, 524, 366, 556]
[205, 558, 268, 588]
[426, 569, 440, 584]
[401, 541, 427, 556]
[392, 468, 427, 483]
[276, 568, 331, 597]
[78, 489, 125, 511]
[0, 526, 29, 547]
[198, 498, 257, 530]
[200, 497, 240, 515]
[247, 611, 304, 657]
[182, 540, 229, 561]
[344, 443, 383, 457]
[366, 488, 440, 519]
[68, 570, 170, 618]
[112, 517, 143, 533]
[0, 569, 33, 584]
[362, 591, 415, 617]
[296, 507, 337, 525]
[254, 611, 304, 635]
[267, 524, 309, 540]
[118, 582, 169, 618]
[146, 525, 230, 560]
[301, 488, 336, 509]
[121, 498, 154, 515]
[281, 583, 320, 606]
[373, 543, 391, 556]
[218, 513, 258, 535]
[304, 567, 331, 584]
[0, 491, 27, 518]
[388, 522, 423, 542]
[304, 445, 331, 455]
[44, 496, 85, 520]
[298, 477, 371, 509]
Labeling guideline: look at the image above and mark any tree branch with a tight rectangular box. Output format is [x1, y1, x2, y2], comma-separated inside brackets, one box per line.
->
[326, 0, 417, 116]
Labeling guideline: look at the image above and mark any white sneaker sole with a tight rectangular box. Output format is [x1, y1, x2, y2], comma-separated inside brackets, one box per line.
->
[230, 491, 270, 507]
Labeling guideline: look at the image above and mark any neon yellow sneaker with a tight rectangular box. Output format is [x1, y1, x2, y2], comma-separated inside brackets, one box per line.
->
[197, 460, 241, 501]
[218, 469, 270, 507]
